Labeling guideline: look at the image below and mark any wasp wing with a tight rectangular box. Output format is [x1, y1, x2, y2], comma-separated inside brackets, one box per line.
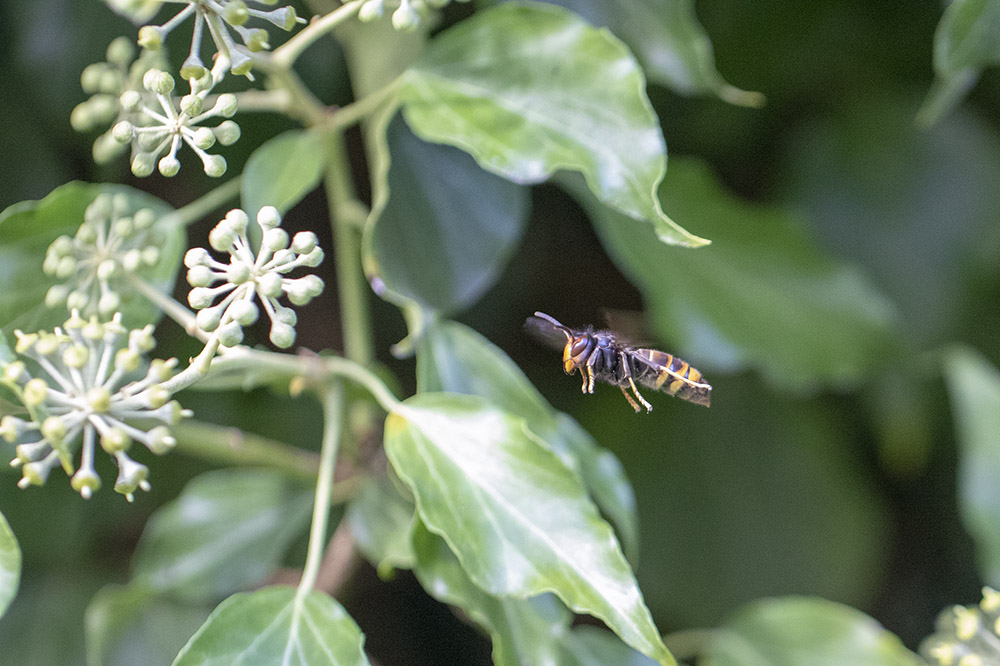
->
[630, 348, 712, 407]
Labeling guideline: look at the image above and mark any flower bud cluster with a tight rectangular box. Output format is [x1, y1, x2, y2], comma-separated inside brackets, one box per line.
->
[922, 587, 1000, 666]
[71, 36, 168, 164]
[109, 53, 241, 177]
[185, 206, 324, 349]
[43, 193, 164, 317]
[0, 312, 191, 501]
[138, 0, 305, 79]
[358, 0, 470, 31]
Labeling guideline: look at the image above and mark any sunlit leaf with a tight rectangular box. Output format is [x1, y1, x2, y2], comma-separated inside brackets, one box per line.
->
[412, 521, 570, 666]
[0, 182, 181, 334]
[384, 393, 673, 665]
[535, 0, 763, 106]
[0, 511, 20, 618]
[702, 597, 923, 666]
[417, 319, 639, 560]
[132, 469, 312, 603]
[364, 114, 529, 313]
[919, 0, 1000, 125]
[944, 346, 1000, 585]
[172, 586, 369, 666]
[576, 158, 899, 389]
[345, 474, 416, 577]
[399, 1, 707, 247]
[241, 130, 325, 222]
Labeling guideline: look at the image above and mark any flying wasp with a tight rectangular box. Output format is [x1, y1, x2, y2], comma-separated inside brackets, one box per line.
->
[525, 312, 711, 412]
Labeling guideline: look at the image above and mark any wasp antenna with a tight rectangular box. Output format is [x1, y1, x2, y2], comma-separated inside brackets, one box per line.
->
[532, 312, 572, 339]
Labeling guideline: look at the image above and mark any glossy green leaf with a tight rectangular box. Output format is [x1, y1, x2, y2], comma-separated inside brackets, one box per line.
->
[780, 98, 1000, 345]
[384, 393, 673, 665]
[536, 0, 763, 106]
[702, 597, 923, 666]
[577, 158, 899, 389]
[364, 114, 530, 313]
[241, 130, 325, 221]
[399, 1, 707, 247]
[0, 182, 181, 334]
[345, 474, 416, 576]
[416, 319, 638, 560]
[85, 582, 156, 666]
[944, 346, 1000, 585]
[412, 521, 570, 666]
[0, 511, 20, 618]
[172, 587, 369, 666]
[919, 0, 1000, 125]
[132, 469, 312, 603]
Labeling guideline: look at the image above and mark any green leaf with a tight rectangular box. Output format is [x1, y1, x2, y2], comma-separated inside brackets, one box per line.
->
[919, 0, 1000, 125]
[944, 346, 1000, 585]
[0, 511, 20, 618]
[399, 1, 707, 247]
[132, 469, 313, 603]
[576, 158, 899, 389]
[416, 319, 639, 560]
[0, 182, 181, 334]
[384, 393, 673, 665]
[172, 586, 369, 666]
[345, 474, 417, 576]
[364, 114, 530, 313]
[536, 0, 763, 106]
[85, 582, 156, 666]
[241, 130, 325, 222]
[702, 597, 923, 666]
[559, 625, 659, 666]
[412, 521, 571, 666]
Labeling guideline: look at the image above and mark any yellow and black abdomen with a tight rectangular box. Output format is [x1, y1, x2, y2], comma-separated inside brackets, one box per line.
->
[632, 349, 712, 407]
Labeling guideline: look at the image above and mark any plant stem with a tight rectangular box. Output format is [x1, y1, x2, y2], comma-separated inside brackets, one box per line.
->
[324, 80, 403, 133]
[323, 129, 374, 369]
[166, 177, 242, 228]
[129, 276, 205, 340]
[171, 419, 316, 479]
[298, 382, 344, 597]
[272, 0, 365, 69]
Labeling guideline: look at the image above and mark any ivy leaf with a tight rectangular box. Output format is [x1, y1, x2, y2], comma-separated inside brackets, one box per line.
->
[0, 511, 20, 619]
[416, 319, 639, 561]
[412, 521, 571, 666]
[241, 129, 325, 222]
[364, 114, 529, 313]
[132, 469, 313, 603]
[0, 182, 181, 334]
[172, 587, 369, 666]
[559, 625, 660, 666]
[535, 0, 763, 106]
[944, 346, 1000, 585]
[345, 474, 417, 577]
[919, 0, 1000, 125]
[399, 1, 707, 247]
[384, 393, 673, 665]
[575, 158, 900, 389]
[701, 597, 923, 666]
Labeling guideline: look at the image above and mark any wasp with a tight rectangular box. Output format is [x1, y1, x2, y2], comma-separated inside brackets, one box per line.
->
[525, 312, 711, 412]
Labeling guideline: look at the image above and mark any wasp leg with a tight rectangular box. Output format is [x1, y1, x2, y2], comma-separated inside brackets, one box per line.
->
[618, 385, 642, 412]
[583, 348, 600, 394]
[619, 351, 653, 413]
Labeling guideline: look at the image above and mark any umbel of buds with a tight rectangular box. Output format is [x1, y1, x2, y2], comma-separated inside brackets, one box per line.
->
[922, 587, 1000, 666]
[43, 193, 164, 317]
[137, 0, 306, 78]
[358, 0, 472, 31]
[186, 206, 325, 349]
[112, 65, 240, 178]
[0, 313, 190, 501]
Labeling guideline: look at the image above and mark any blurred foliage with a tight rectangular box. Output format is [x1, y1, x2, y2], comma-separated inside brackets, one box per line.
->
[1, 0, 1000, 664]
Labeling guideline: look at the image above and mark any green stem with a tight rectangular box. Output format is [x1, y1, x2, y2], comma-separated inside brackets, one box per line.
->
[129, 276, 204, 340]
[298, 383, 345, 597]
[272, 0, 365, 69]
[166, 177, 242, 228]
[324, 80, 403, 133]
[323, 130, 374, 369]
